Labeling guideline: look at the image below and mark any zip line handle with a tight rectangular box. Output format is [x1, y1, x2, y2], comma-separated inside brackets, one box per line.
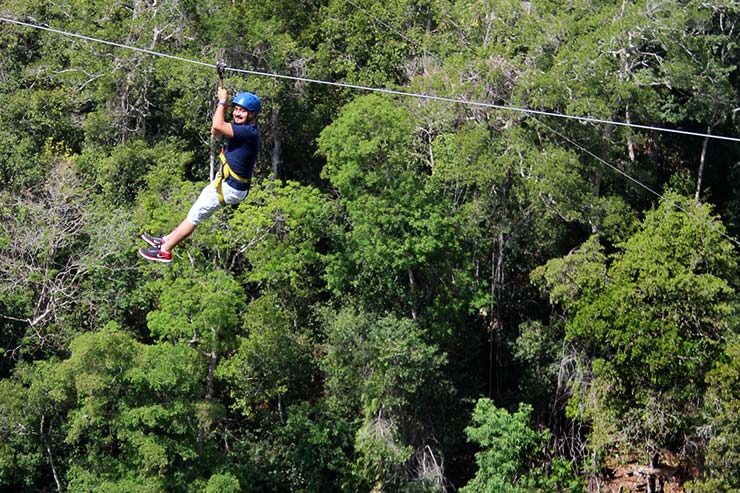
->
[216, 60, 226, 89]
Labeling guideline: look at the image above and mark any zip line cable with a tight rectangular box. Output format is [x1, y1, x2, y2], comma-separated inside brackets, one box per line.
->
[343, 2, 740, 248]
[2, 15, 740, 144]
[531, 118, 740, 248]
[2, 14, 739, 246]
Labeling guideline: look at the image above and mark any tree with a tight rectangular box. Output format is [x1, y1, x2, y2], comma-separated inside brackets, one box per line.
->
[205, 472, 241, 493]
[321, 306, 451, 492]
[461, 398, 582, 493]
[687, 334, 740, 493]
[228, 180, 334, 305]
[0, 358, 72, 492]
[666, 1, 739, 202]
[145, 268, 245, 424]
[534, 193, 737, 458]
[217, 293, 317, 422]
[317, 94, 461, 327]
[315, 0, 437, 87]
[2, 1, 740, 490]
[0, 159, 95, 357]
[0, 321, 257, 492]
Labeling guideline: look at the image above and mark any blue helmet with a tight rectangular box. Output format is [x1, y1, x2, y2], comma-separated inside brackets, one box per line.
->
[232, 92, 261, 113]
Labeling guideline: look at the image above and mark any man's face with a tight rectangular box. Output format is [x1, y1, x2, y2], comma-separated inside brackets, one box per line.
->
[232, 105, 250, 123]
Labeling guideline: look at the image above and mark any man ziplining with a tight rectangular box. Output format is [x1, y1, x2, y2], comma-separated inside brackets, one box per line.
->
[139, 86, 261, 263]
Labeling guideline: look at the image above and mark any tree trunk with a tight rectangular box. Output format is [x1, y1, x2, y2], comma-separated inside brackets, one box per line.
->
[206, 350, 217, 401]
[271, 104, 282, 180]
[408, 268, 418, 320]
[625, 104, 636, 162]
[591, 167, 604, 234]
[495, 230, 505, 395]
[695, 127, 711, 203]
[277, 391, 285, 423]
[489, 230, 505, 397]
[41, 415, 62, 493]
[646, 452, 659, 493]
[198, 330, 219, 452]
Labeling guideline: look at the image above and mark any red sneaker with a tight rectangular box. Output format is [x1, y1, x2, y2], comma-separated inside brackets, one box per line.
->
[138, 246, 172, 263]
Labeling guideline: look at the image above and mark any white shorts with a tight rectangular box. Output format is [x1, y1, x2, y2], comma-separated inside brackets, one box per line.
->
[186, 180, 249, 225]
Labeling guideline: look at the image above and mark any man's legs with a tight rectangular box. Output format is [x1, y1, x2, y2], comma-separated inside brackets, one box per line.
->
[157, 181, 217, 253]
[161, 182, 246, 253]
[162, 219, 197, 253]
[140, 181, 246, 263]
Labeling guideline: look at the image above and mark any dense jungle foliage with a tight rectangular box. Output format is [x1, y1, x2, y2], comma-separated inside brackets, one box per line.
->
[1, 0, 739, 491]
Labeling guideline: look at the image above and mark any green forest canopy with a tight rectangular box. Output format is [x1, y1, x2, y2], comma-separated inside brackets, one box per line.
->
[1, 0, 739, 492]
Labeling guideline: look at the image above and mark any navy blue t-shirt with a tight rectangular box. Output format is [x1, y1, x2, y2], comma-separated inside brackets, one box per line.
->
[223, 123, 260, 190]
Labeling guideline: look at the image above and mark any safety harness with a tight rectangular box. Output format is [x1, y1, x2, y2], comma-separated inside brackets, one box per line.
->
[214, 148, 250, 206]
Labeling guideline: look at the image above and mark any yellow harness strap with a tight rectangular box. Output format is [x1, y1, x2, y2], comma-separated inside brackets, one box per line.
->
[214, 149, 250, 206]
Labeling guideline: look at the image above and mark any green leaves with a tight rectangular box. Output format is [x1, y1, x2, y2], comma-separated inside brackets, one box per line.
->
[231, 180, 333, 299]
[322, 307, 447, 416]
[146, 269, 245, 346]
[462, 398, 582, 493]
[318, 94, 463, 326]
[688, 335, 740, 492]
[205, 473, 241, 493]
[1, 1, 739, 490]
[320, 306, 450, 489]
[531, 235, 607, 308]
[537, 193, 737, 453]
[318, 94, 416, 197]
[217, 294, 316, 417]
[0, 324, 211, 491]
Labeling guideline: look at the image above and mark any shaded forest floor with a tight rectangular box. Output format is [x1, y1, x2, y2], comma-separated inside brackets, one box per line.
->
[598, 453, 692, 493]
